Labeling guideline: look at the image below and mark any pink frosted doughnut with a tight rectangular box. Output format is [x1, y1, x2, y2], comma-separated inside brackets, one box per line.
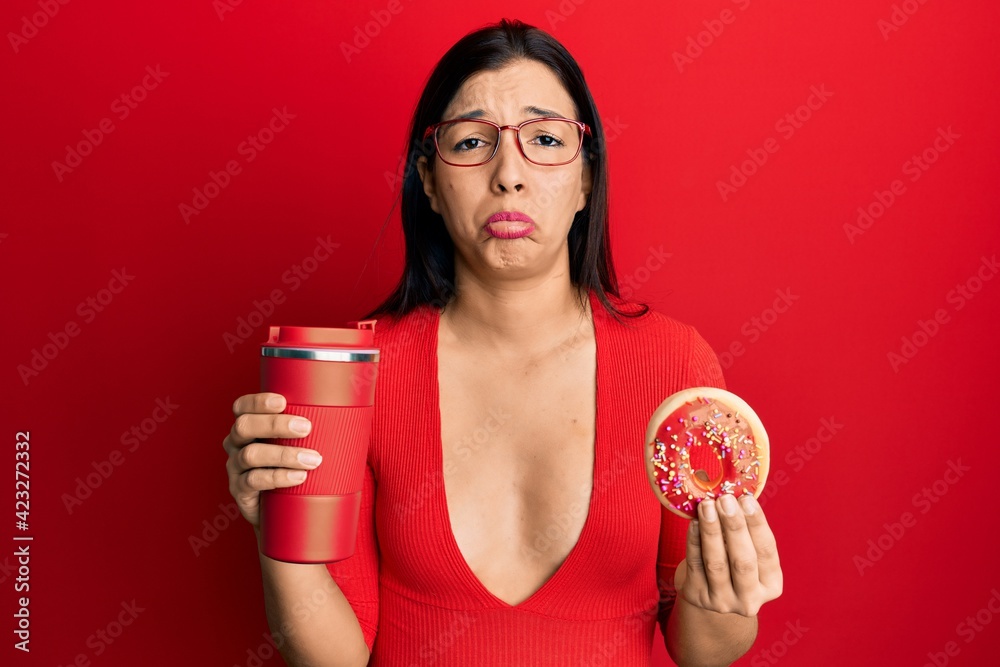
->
[645, 387, 770, 519]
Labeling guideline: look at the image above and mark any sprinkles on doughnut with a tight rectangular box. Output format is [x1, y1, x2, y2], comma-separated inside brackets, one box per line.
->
[644, 387, 769, 519]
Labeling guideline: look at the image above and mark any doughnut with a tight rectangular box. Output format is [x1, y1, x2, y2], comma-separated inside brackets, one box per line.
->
[644, 387, 769, 519]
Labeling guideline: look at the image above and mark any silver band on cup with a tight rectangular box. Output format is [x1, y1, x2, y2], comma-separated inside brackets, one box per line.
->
[261, 348, 380, 363]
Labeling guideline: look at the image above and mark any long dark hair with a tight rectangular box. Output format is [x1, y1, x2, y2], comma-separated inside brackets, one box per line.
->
[360, 18, 648, 323]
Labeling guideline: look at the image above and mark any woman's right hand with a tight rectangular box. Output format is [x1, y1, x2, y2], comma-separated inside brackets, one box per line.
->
[223, 392, 323, 532]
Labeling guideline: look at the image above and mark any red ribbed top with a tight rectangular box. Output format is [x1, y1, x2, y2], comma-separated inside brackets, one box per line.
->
[326, 289, 726, 665]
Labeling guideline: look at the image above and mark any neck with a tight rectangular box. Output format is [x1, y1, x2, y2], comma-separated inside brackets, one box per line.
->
[439, 274, 592, 360]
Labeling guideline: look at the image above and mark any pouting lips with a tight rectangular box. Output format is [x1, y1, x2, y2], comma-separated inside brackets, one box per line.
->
[486, 210, 535, 225]
[484, 220, 535, 239]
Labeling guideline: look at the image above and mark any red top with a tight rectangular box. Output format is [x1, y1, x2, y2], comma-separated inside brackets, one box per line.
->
[326, 289, 726, 665]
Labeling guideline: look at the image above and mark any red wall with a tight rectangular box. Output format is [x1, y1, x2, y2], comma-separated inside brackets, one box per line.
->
[5, 1, 1000, 665]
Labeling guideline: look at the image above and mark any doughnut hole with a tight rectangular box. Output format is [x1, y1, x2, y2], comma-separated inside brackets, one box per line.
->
[689, 442, 724, 492]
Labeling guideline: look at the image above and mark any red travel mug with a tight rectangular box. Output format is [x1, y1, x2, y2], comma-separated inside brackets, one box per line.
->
[258, 321, 379, 563]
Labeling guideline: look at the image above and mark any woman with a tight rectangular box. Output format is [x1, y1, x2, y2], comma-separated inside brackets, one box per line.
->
[223, 19, 782, 666]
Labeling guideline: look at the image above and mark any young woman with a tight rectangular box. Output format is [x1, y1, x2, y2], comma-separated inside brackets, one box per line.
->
[223, 19, 782, 666]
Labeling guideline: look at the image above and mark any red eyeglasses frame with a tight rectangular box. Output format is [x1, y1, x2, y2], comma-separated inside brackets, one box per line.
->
[422, 117, 593, 167]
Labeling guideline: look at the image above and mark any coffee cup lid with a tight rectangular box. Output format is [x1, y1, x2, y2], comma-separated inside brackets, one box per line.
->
[263, 321, 376, 347]
[261, 321, 378, 362]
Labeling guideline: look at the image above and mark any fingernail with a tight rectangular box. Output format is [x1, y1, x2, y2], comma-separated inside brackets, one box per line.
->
[288, 470, 306, 482]
[298, 452, 322, 467]
[740, 493, 758, 515]
[289, 418, 311, 435]
[701, 500, 717, 522]
[266, 395, 284, 410]
[719, 493, 738, 516]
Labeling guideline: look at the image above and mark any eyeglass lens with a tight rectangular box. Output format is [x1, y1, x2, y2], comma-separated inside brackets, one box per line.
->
[436, 119, 582, 165]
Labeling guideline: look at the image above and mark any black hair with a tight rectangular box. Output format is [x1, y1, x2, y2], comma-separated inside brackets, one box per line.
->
[360, 18, 648, 323]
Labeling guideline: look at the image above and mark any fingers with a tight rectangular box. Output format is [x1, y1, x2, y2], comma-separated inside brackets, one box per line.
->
[225, 392, 291, 451]
[695, 498, 735, 599]
[685, 493, 779, 616]
[226, 408, 312, 449]
[717, 493, 760, 602]
[223, 392, 320, 529]
[227, 441, 322, 476]
[223, 391, 319, 497]
[678, 491, 784, 617]
[232, 392, 286, 417]
[682, 519, 706, 593]
[231, 464, 314, 499]
[227, 442, 323, 500]
[742, 494, 783, 597]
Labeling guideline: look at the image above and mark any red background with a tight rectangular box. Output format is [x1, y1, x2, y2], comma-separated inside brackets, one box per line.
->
[4, 1, 1000, 665]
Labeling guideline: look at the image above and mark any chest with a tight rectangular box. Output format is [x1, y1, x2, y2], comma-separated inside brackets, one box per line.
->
[438, 341, 597, 491]
[436, 329, 597, 578]
[368, 307, 670, 609]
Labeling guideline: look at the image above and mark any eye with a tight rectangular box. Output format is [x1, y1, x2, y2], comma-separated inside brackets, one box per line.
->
[455, 137, 489, 151]
[533, 133, 564, 148]
[523, 122, 570, 149]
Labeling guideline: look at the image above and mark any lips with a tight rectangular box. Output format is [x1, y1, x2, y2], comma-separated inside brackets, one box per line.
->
[487, 210, 535, 225]
[485, 211, 535, 239]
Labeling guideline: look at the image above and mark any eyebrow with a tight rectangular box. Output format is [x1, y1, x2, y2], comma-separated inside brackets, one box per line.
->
[456, 105, 566, 120]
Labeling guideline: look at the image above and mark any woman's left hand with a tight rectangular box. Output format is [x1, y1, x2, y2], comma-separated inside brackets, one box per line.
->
[673, 492, 782, 617]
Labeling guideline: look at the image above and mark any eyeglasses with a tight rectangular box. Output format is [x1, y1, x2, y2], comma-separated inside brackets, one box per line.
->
[423, 117, 592, 167]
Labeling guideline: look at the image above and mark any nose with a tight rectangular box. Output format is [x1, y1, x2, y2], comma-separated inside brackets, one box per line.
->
[491, 126, 526, 193]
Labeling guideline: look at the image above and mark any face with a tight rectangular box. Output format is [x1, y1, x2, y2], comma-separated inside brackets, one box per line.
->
[416, 59, 592, 284]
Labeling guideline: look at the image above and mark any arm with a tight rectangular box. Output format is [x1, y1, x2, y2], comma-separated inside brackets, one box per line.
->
[226, 393, 379, 666]
[655, 508, 757, 667]
[665, 596, 756, 667]
[661, 493, 781, 666]
[257, 545, 370, 667]
[656, 329, 781, 665]
[257, 463, 380, 666]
